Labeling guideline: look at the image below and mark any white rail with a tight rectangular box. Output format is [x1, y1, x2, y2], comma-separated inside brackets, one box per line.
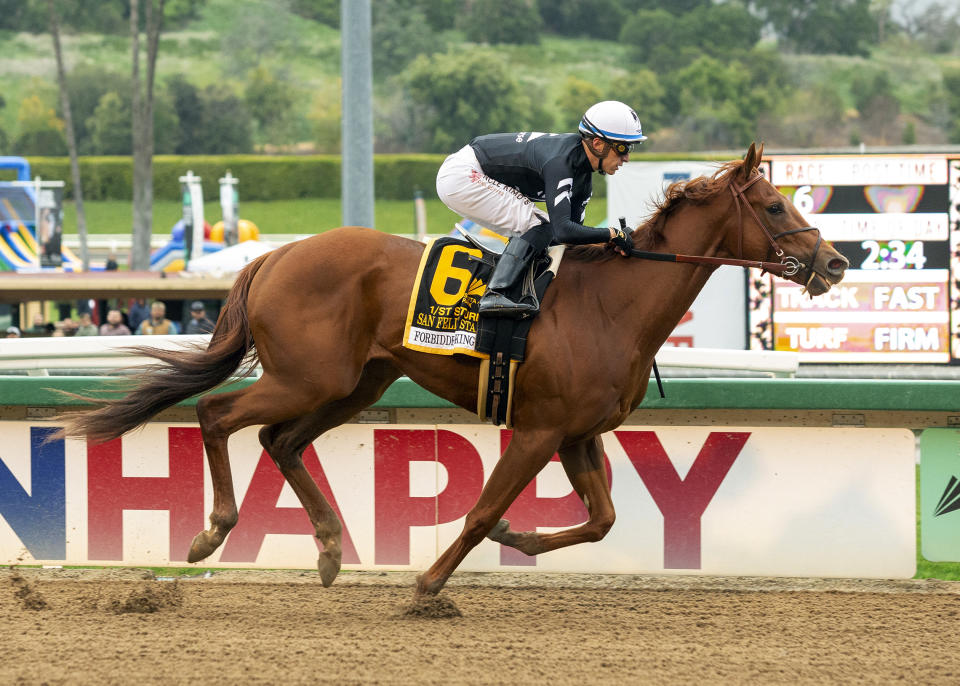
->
[0, 334, 212, 375]
[0, 335, 798, 378]
[654, 347, 798, 378]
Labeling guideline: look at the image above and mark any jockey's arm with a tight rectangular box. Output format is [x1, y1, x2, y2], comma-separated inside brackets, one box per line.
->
[541, 159, 615, 245]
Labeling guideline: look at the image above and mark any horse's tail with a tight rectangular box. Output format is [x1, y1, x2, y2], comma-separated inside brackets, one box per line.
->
[59, 253, 271, 443]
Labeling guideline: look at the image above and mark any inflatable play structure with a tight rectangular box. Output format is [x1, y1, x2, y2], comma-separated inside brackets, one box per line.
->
[149, 217, 261, 271]
[0, 157, 83, 272]
[150, 170, 259, 272]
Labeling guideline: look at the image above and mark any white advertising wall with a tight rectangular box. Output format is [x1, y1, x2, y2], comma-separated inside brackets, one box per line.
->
[0, 422, 916, 578]
[606, 161, 747, 349]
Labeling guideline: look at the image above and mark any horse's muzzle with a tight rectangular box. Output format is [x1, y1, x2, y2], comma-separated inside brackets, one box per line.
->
[825, 255, 849, 277]
[805, 250, 849, 296]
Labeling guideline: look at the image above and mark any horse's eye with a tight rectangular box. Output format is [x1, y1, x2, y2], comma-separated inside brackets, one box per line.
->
[767, 203, 784, 215]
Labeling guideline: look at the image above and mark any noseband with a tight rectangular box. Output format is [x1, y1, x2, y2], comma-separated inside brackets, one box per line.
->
[730, 173, 823, 287]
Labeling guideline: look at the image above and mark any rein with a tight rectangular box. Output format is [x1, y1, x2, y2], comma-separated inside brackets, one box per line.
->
[627, 246, 796, 277]
[625, 171, 823, 281]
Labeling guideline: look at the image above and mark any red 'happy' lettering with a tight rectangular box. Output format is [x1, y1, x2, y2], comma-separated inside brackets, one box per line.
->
[219, 444, 360, 563]
[500, 429, 612, 566]
[87, 428, 204, 561]
[616, 431, 748, 569]
[374, 429, 484, 564]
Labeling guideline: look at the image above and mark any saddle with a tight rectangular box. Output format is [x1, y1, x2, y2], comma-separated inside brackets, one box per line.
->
[460, 229, 566, 427]
[401, 228, 564, 427]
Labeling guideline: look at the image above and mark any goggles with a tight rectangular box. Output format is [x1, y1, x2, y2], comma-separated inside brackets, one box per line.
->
[606, 140, 634, 156]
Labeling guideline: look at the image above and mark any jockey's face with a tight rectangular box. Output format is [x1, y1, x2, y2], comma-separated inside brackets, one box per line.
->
[585, 137, 629, 175]
[601, 143, 628, 175]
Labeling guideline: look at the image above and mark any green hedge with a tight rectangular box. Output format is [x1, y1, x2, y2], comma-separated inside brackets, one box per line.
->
[25, 154, 447, 202]
[23, 152, 619, 202]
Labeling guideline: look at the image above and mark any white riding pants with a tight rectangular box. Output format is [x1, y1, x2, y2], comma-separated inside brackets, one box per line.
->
[436, 145, 547, 237]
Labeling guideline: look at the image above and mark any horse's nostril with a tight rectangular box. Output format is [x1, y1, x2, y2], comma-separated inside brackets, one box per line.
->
[827, 257, 848, 275]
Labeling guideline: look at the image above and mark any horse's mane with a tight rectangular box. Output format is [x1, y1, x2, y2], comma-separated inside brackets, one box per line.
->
[566, 158, 745, 263]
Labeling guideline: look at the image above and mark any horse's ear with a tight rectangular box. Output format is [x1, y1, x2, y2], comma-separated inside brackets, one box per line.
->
[741, 142, 759, 179]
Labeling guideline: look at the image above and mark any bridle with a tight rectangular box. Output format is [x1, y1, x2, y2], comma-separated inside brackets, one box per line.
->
[627, 168, 827, 283]
[729, 172, 823, 286]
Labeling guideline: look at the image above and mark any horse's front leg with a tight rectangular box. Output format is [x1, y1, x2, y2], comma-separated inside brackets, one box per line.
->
[487, 434, 615, 556]
[416, 427, 562, 596]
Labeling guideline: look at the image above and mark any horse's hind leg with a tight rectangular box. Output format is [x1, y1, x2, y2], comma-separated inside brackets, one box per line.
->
[258, 360, 401, 587]
[188, 372, 360, 564]
[487, 434, 615, 556]
[416, 427, 562, 596]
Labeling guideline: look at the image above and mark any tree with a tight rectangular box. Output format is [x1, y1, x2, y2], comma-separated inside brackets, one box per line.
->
[88, 92, 132, 154]
[760, 82, 847, 148]
[850, 69, 901, 144]
[460, 0, 542, 45]
[309, 79, 341, 153]
[195, 85, 252, 154]
[166, 74, 204, 154]
[749, 0, 874, 55]
[416, 0, 462, 31]
[167, 76, 253, 153]
[621, 0, 709, 14]
[556, 77, 603, 131]
[289, 0, 339, 27]
[373, 0, 445, 77]
[871, 0, 894, 43]
[219, 1, 301, 77]
[662, 55, 759, 150]
[0, 0, 46, 31]
[244, 67, 297, 142]
[939, 68, 960, 143]
[901, 2, 960, 53]
[617, 69, 667, 132]
[0, 96, 7, 152]
[130, 0, 165, 271]
[620, 3, 761, 72]
[48, 0, 90, 270]
[12, 95, 67, 155]
[538, 0, 626, 40]
[620, 9, 683, 67]
[63, 66, 129, 155]
[401, 50, 538, 152]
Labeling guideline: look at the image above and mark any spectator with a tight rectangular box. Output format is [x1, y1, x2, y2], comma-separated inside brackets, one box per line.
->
[59, 318, 78, 337]
[99, 309, 132, 336]
[105, 252, 119, 271]
[128, 298, 150, 332]
[75, 312, 99, 336]
[185, 301, 215, 335]
[136, 301, 179, 335]
[6, 326, 20, 338]
[26, 313, 52, 337]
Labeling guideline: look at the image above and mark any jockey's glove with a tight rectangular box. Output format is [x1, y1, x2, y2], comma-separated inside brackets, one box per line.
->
[610, 227, 634, 257]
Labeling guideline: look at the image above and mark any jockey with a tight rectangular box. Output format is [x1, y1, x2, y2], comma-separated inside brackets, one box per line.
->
[436, 100, 647, 318]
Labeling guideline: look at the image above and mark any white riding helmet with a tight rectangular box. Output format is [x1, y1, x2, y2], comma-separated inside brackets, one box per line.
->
[578, 100, 647, 145]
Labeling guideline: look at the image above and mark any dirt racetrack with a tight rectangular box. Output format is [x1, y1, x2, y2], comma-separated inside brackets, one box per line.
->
[3, 568, 960, 685]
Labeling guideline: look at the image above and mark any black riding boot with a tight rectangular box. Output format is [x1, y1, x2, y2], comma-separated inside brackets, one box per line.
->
[479, 223, 553, 318]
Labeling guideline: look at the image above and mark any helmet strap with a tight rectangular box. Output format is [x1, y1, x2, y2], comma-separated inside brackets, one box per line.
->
[584, 137, 609, 174]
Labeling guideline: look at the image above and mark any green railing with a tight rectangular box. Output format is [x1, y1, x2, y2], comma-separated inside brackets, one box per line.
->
[2, 375, 957, 413]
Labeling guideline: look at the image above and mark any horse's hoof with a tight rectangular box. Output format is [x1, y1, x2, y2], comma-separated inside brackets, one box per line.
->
[487, 519, 511, 542]
[317, 550, 341, 587]
[415, 573, 443, 596]
[187, 531, 215, 563]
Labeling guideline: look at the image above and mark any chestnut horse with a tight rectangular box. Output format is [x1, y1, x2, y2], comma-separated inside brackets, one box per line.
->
[62, 143, 848, 596]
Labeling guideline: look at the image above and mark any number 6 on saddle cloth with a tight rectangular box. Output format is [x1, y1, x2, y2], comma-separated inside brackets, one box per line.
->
[401, 228, 565, 427]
